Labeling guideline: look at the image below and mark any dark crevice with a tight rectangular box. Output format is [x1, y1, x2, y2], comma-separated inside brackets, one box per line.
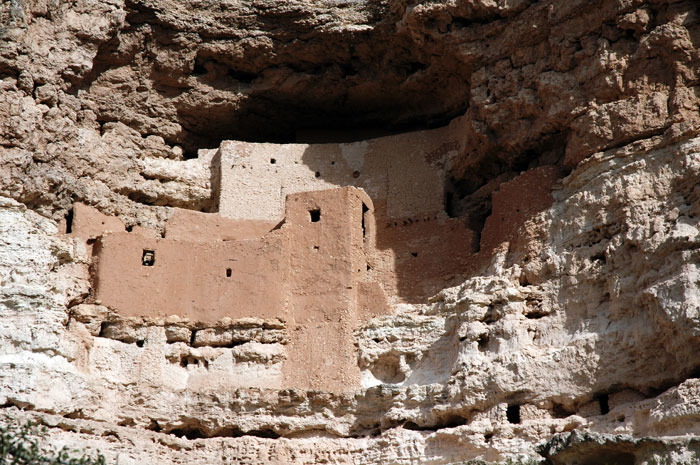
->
[477, 333, 489, 351]
[147, 419, 161, 432]
[228, 69, 258, 83]
[191, 55, 259, 84]
[183, 149, 199, 160]
[598, 393, 610, 415]
[64, 410, 85, 420]
[166, 425, 280, 440]
[367, 413, 471, 436]
[404, 414, 468, 431]
[64, 208, 74, 234]
[524, 304, 550, 319]
[444, 132, 570, 245]
[481, 305, 499, 324]
[224, 340, 248, 349]
[119, 189, 157, 206]
[180, 355, 208, 369]
[361, 202, 369, 238]
[444, 191, 455, 218]
[0, 399, 35, 411]
[192, 62, 207, 76]
[596, 126, 669, 157]
[450, 16, 491, 29]
[123, 0, 160, 26]
[167, 427, 205, 440]
[551, 402, 574, 419]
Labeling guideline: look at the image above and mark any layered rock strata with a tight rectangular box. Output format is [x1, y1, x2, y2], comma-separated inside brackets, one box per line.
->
[2, 0, 700, 463]
[2, 132, 700, 462]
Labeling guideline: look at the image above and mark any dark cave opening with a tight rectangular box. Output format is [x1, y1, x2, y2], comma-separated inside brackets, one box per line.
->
[598, 393, 610, 415]
[174, 107, 463, 158]
[506, 404, 521, 424]
[64, 208, 74, 234]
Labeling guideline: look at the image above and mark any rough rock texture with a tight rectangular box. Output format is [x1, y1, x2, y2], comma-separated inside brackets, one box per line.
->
[2, 0, 700, 463]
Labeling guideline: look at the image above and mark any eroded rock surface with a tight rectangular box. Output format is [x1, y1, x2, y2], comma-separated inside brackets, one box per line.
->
[2, 0, 700, 463]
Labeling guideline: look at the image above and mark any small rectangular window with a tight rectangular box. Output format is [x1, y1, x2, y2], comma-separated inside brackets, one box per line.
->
[309, 209, 321, 222]
[142, 250, 155, 266]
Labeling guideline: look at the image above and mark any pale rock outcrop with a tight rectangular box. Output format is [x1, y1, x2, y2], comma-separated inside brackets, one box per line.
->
[2, 132, 700, 462]
[2, 0, 700, 463]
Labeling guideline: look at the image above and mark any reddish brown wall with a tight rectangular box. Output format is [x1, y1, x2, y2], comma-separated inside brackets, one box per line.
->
[93, 231, 288, 323]
[165, 208, 277, 242]
[216, 119, 474, 304]
[480, 166, 563, 255]
[282, 188, 374, 391]
[76, 161, 562, 392]
[375, 215, 478, 300]
[83, 187, 388, 392]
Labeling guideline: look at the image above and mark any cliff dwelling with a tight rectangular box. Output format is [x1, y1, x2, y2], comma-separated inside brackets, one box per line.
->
[70, 118, 561, 393]
[6, 0, 700, 463]
[76, 186, 382, 392]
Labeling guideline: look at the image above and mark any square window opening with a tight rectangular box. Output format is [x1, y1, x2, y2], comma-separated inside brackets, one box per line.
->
[309, 209, 321, 222]
[142, 250, 155, 266]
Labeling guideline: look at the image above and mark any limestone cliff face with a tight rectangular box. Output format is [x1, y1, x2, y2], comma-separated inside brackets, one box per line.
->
[1, 0, 700, 463]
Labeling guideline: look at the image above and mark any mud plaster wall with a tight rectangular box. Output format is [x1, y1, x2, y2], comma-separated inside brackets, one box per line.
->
[282, 188, 384, 391]
[84, 187, 387, 391]
[93, 231, 288, 322]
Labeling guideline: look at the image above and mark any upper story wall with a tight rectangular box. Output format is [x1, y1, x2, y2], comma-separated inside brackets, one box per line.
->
[164, 208, 277, 242]
[213, 117, 477, 302]
[284, 187, 373, 320]
[216, 115, 469, 223]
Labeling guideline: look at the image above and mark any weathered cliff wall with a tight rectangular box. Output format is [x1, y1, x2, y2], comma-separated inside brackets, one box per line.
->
[2, 0, 700, 463]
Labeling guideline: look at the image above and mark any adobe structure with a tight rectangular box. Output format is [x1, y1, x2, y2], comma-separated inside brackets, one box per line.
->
[73, 118, 559, 392]
[73, 187, 389, 392]
[216, 115, 479, 301]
